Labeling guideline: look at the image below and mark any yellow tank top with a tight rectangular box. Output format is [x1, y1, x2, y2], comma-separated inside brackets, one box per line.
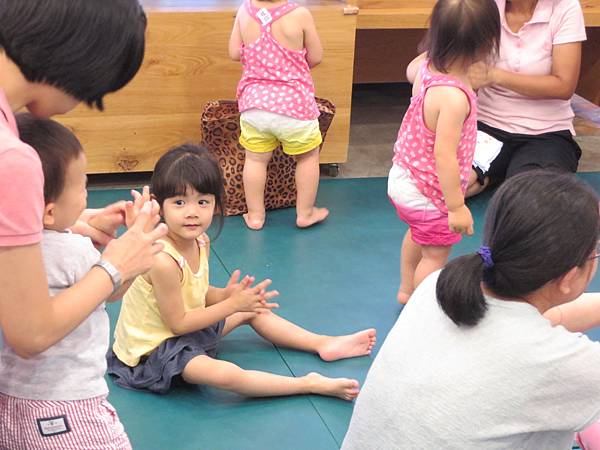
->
[112, 238, 209, 367]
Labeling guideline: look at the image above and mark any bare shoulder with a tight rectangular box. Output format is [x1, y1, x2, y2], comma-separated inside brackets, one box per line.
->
[149, 251, 182, 282]
[291, 6, 315, 23]
[426, 85, 470, 117]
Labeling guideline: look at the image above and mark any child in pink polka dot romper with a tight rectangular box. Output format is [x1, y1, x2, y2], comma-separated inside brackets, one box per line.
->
[389, 0, 500, 304]
[230, 0, 328, 230]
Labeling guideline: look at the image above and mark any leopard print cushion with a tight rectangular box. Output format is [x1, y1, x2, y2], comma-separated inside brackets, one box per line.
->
[201, 99, 336, 216]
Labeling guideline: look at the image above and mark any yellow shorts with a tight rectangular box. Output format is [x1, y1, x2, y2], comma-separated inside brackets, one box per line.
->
[239, 109, 323, 156]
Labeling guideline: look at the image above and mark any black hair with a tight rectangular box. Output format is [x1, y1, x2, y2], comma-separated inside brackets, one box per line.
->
[0, 0, 147, 110]
[422, 0, 500, 73]
[16, 113, 83, 204]
[437, 170, 600, 327]
[151, 144, 226, 236]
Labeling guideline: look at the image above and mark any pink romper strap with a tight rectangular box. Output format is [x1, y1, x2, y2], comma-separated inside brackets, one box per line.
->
[244, 0, 299, 28]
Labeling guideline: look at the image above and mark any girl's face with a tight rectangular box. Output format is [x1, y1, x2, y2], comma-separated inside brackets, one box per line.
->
[162, 186, 216, 241]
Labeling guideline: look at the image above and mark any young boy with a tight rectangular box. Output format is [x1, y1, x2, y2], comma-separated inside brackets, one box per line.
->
[0, 114, 136, 449]
[0, 0, 166, 360]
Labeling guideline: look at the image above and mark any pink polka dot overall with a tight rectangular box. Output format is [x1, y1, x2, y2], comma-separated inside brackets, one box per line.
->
[393, 61, 478, 214]
[236, 0, 320, 121]
[389, 61, 477, 246]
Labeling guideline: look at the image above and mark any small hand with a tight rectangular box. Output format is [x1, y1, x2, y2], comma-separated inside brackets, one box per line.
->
[74, 202, 127, 246]
[224, 269, 242, 298]
[448, 204, 474, 236]
[230, 277, 279, 314]
[467, 62, 495, 91]
[125, 186, 151, 229]
[101, 201, 169, 282]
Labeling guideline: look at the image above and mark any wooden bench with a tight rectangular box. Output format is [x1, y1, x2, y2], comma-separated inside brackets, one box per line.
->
[58, 0, 356, 174]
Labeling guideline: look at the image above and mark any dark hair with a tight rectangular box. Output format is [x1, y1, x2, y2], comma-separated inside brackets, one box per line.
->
[16, 113, 83, 204]
[151, 144, 226, 236]
[0, 0, 147, 110]
[437, 170, 600, 327]
[422, 0, 500, 72]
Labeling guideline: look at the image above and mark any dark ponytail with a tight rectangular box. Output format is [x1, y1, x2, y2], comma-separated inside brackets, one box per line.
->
[437, 254, 487, 326]
[437, 170, 599, 327]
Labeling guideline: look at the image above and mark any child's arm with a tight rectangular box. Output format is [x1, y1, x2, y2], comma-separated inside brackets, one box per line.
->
[544, 293, 600, 333]
[300, 8, 322, 68]
[406, 52, 426, 85]
[106, 280, 134, 303]
[206, 269, 243, 306]
[229, 7, 243, 61]
[201, 235, 243, 306]
[151, 254, 279, 336]
[430, 87, 474, 235]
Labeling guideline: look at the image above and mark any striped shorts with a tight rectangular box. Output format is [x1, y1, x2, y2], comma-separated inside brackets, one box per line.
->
[0, 393, 131, 450]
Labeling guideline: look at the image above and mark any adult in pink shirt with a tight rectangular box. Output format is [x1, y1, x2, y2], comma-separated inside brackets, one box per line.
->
[466, 0, 586, 196]
[0, 0, 167, 359]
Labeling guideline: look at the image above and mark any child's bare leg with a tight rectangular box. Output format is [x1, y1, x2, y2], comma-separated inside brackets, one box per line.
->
[465, 169, 489, 198]
[295, 148, 329, 228]
[224, 312, 376, 362]
[182, 355, 360, 400]
[414, 245, 452, 287]
[398, 229, 422, 304]
[250, 311, 376, 361]
[243, 150, 273, 230]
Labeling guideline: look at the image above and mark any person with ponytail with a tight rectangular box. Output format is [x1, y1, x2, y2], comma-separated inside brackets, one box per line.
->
[342, 170, 600, 450]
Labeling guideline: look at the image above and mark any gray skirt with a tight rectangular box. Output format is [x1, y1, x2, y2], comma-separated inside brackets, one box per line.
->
[107, 320, 225, 394]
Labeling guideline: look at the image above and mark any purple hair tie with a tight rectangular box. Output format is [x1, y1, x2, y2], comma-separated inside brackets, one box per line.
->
[477, 246, 494, 269]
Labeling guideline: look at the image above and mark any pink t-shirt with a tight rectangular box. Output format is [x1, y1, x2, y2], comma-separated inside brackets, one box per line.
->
[0, 90, 44, 247]
[478, 0, 586, 135]
[236, 0, 320, 121]
[393, 62, 478, 214]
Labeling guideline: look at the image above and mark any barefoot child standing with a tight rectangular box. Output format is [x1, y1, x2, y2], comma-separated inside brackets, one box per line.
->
[230, 0, 328, 230]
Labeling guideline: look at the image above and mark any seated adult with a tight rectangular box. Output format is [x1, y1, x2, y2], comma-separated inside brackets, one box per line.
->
[466, 0, 586, 197]
[342, 171, 600, 449]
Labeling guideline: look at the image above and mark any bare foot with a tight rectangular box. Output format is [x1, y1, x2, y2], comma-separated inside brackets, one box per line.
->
[305, 372, 360, 401]
[318, 329, 377, 362]
[243, 213, 265, 230]
[296, 207, 329, 228]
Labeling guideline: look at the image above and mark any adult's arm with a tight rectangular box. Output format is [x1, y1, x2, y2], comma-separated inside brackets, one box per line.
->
[0, 203, 167, 358]
[488, 42, 581, 100]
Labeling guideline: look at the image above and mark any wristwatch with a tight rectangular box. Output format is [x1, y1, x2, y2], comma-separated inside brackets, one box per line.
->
[93, 259, 122, 294]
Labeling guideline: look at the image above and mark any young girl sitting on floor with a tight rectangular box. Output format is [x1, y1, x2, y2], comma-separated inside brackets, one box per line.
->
[229, 0, 327, 230]
[107, 144, 376, 400]
[388, 0, 500, 304]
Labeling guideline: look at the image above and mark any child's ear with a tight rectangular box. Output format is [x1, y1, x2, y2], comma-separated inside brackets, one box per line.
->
[42, 203, 56, 227]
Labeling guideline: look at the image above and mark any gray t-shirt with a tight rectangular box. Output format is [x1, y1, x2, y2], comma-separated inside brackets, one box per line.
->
[0, 229, 108, 400]
[342, 271, 600, 450]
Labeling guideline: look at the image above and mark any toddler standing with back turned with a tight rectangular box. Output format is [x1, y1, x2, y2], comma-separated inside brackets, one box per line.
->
[230, 0, 328, 230]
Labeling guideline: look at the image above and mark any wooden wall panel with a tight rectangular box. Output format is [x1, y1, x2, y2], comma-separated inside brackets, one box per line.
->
[58, 5, 356, 174]
[354, 29, 425, 84]
[578, 27, 600, 105]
